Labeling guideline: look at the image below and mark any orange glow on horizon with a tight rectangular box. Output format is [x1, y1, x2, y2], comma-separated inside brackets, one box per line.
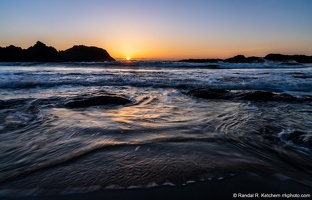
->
[2, 39, 311, 61]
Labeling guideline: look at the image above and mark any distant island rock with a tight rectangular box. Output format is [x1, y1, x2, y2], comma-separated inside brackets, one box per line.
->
[178, 58, 222, 63]
[223, 55, 264, 63]
[0, 41, 115, 62]
[179, 54, 312, 64]
[264, 54, 312, 63]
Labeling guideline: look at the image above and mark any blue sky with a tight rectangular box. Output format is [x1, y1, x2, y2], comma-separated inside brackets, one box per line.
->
[0, 0, 311, 59]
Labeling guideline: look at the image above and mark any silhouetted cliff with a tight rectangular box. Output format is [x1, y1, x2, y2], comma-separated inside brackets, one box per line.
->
[27, 41, 59, 62]
[0, 45, 26, 62]
[0, 41, 115, 62]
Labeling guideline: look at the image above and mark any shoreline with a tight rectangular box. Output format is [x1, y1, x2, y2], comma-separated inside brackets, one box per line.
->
[2, 173, 311, 200]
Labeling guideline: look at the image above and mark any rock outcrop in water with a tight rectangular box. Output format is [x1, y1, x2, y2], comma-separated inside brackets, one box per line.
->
[64, 95, 131, 108]
[187, 88, 310, 102]
[178, 58, 221, 63]
[285, 131, 312, 148]
[0, 41, 115, 62]
[223, 55, 264, 63]
[264, 54, 312, 63]
[179, 54, 312, 64]
[0, 94, 132, 110]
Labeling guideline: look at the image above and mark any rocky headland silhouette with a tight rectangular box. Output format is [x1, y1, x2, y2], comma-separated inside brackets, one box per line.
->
[0, 41, 115, 62]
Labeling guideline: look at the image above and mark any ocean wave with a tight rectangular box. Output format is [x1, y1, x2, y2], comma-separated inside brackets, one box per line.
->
[0, 60, 310, 69]
[1, 62, 311, 94]
[1, 63, 312, 196]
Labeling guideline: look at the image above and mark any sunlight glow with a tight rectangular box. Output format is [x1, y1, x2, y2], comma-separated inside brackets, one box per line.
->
[126, 56, 131, 61]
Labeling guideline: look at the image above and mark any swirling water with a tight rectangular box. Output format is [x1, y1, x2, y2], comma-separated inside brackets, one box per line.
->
[0, 61, 312, 195]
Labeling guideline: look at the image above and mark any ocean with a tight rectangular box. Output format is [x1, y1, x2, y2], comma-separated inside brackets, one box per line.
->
[0, 60, 311, 198]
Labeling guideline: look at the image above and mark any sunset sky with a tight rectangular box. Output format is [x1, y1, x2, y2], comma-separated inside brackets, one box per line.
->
[0, 0, 312, 60]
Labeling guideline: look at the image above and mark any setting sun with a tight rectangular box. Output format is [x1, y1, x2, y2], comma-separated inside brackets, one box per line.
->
[126, 56, 131, 61]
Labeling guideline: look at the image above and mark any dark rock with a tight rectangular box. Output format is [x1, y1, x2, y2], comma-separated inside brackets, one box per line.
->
[224, 55, 246, 63]
[59, 45, 115, 62]
[178, 58, 220, 63]
[64, 95, 131, 108]
[26, 41, 59, 62]
[187, 88, 230, 99]
[224, 55, 264, 63]
[178, 55, 264, 64]
[265, 54, 312, 63]
[286, 131, 312, 148]
[187, 88, 303, 102]
[178, 54, 312, 64]
[0, 99, 28, 109]
[238, 91, 276, 101]
[259, 126, 283, 145]
[287, 131, 305, 141]
[274, 93, 298, 101]
[245, 56, 264, 63]
[0, 45, 27, 62]
[0, 41, 115, 62]
[293, 75, 312, 79]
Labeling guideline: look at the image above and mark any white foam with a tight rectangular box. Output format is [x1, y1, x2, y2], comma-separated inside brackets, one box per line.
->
[186, 180, 195, 184]
[145, 182, 159, 188]
[127, 185, 141, 189]
[105, 184, 124, 189]
[163, 182, 175, 186]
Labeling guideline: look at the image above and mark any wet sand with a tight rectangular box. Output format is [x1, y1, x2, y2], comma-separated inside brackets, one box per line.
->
[3, 173, 311, 200]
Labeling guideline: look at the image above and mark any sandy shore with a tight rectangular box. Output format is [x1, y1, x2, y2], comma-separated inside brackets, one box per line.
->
[2, 173, 311, 200]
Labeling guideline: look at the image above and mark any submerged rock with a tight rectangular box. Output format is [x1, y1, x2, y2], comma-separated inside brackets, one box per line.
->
[237, 90, 297, 102]
[187, 88, 307, 102]
[186, 88, 231, 99]
[64, 95, 131, 108]
[286, 131, 312, 148]
[0, 99, 28, 109]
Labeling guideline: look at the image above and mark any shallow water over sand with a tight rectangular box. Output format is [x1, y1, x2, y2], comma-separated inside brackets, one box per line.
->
[0, 61, 311, 196]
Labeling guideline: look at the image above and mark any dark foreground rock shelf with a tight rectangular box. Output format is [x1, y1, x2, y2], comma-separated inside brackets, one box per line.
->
[0, 94, 132, 110]
[187, 88, 312, 102]
[0, 41, 115, 62]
